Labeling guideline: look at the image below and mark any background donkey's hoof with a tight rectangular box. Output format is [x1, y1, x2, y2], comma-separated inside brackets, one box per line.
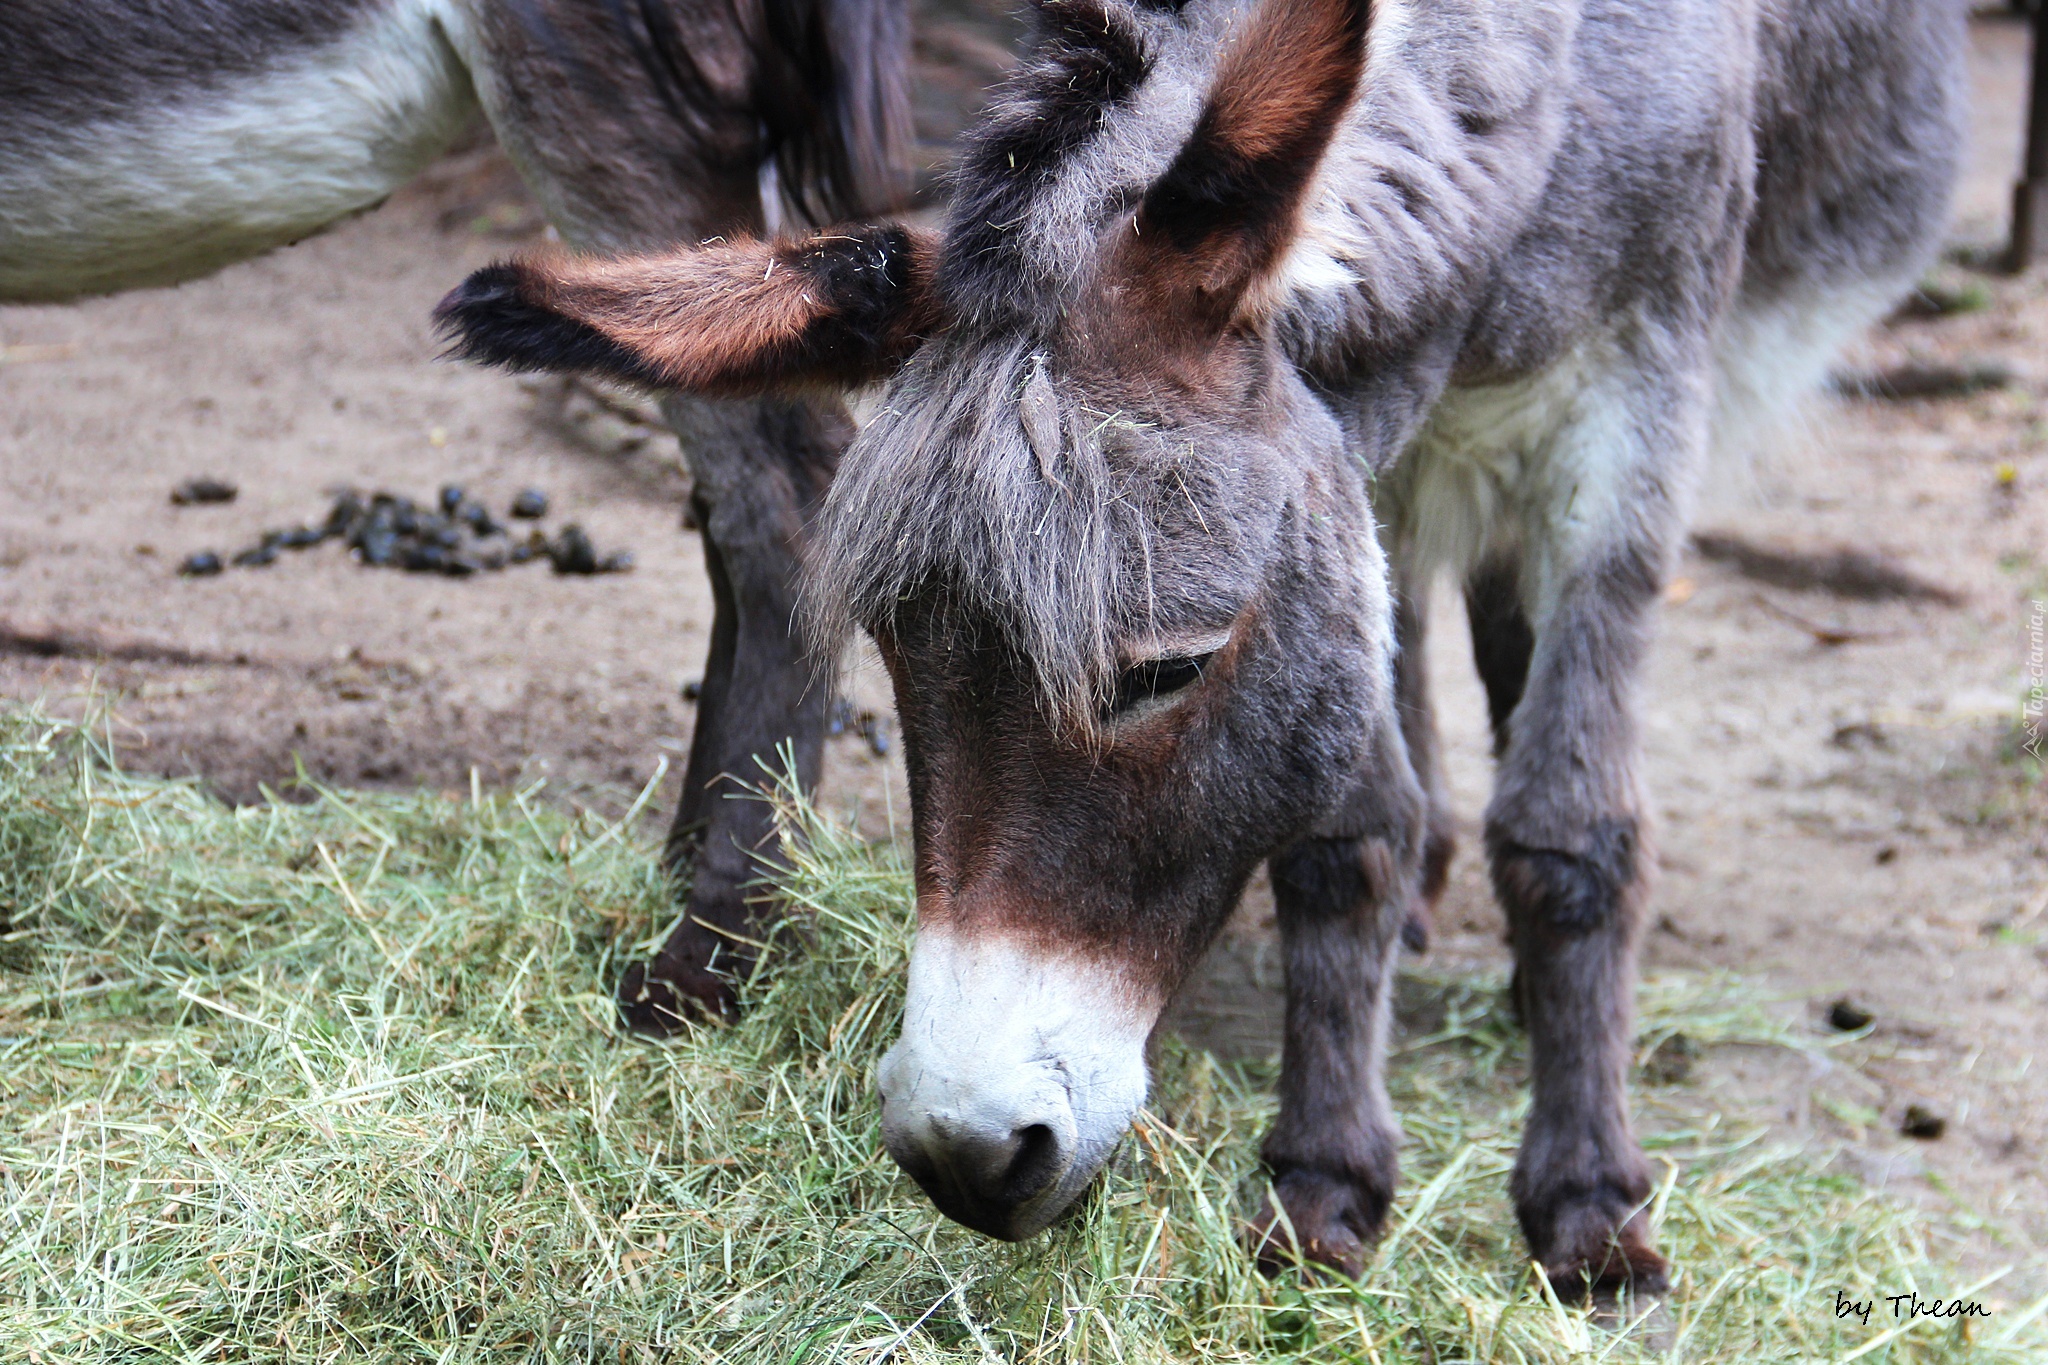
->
[1245, 1166, 1392, 1280]
[615, 955, 740, 1033]
[1534, 1209, 1670, 1302]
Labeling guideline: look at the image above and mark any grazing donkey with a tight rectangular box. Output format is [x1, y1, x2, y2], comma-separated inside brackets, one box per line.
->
[438, 0, 1963, 1296]
[1, 0, 911, 1027]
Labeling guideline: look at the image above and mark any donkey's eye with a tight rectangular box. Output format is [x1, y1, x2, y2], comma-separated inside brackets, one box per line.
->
[1110, 653, 1214, 715]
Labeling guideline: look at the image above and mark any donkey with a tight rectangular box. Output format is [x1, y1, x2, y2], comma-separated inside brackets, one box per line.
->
[2, 0, 912, 1027]
[437, 0, 1963, 1296]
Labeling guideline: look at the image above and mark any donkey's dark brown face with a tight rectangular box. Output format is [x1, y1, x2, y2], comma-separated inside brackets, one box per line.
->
[436, 0, 1382, 1240]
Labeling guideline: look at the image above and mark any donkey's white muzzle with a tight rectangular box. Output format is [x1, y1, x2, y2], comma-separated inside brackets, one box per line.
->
[877, 928, 1153, 1240]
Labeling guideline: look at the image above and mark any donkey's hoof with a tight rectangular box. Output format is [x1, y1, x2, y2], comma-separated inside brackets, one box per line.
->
[1246, 1167, 1390, 1280]
[1535, 1211, 1669, 1302]
[615, 955, 740, 1034]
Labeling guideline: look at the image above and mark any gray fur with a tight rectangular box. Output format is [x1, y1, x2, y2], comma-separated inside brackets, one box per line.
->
[0, 0, 910, 296]
[0, 0, 384, 125]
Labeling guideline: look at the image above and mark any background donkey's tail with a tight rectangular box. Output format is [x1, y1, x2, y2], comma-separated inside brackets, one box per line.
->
[623, 0, 913, 224]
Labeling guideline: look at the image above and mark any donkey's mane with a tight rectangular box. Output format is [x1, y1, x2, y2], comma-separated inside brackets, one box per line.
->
[938, 0, 1152, 321]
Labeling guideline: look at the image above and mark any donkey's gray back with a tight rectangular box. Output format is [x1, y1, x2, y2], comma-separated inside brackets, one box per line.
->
[1289, 0, 1962, 442]
[0, 1, 476, 300]
[1269, 0, 1963, 591]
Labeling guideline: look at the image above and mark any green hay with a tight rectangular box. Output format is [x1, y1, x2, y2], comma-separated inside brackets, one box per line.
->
[0, 710, 2039, 1362]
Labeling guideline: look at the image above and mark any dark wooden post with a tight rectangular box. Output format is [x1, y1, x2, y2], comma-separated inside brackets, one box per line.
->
[2012, 1, 2048, 269]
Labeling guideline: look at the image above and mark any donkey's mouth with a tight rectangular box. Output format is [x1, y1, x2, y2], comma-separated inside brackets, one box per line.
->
[875, 926, 1156, 1240]
[881, 1105, 1081, 1240]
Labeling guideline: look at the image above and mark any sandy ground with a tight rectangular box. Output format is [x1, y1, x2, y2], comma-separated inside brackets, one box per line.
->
[2, 3, 2043, 1298]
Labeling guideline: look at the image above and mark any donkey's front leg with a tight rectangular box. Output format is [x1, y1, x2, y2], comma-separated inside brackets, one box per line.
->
[1251, 756, 1423, 1277]
[615, 395, 846, 1029]
[1486, 540, 1671, 1299]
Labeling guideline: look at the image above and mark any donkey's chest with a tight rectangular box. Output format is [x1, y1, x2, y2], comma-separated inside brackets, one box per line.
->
[0, 0, 475, 301]
[1384, 338, 1635, 571]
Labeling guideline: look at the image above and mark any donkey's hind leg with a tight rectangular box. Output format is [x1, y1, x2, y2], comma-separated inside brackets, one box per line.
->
[616, 396, 846, 1028]
[1250, 720, 1425, 1278]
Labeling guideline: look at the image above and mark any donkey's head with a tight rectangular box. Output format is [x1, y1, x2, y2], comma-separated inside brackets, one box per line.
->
[439, 0, 1389, 1241]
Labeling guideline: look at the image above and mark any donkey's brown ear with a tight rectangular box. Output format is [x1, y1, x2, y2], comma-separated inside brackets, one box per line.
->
[1110, 0, 1367, 335]
[434, 225, 938, 395]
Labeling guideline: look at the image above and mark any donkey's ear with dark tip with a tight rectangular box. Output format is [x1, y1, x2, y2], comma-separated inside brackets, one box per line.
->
[434, 262, 669, 388]
[433, 225, 941, 396]
[1109, 0, 1369, 335]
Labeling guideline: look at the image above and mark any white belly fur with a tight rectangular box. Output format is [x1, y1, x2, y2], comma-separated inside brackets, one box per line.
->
[1388, 332, 1644, 621]
[1384, 276, 1908, 618]
[0, 1, 477, 301]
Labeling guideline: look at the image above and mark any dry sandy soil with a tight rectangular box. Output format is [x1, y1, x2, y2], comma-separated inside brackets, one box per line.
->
[2, 3, 2043, 1300]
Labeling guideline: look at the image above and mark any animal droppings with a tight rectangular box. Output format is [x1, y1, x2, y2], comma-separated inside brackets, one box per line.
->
[169, 478, 238, 506]
[171, 485, 631, 581]
[1899, 1105, 1946, 1140]
[548, 525, 597, 574]
[1641, 1032, 1699, 1085]
[545, 525, 633, 576]
[1827, 998, 1875, 1032]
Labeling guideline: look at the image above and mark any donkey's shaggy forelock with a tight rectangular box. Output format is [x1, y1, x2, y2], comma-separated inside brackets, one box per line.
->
[805, 337, 1265, 729]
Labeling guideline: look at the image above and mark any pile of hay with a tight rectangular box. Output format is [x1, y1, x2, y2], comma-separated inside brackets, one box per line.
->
[0, 711, 2038, 1362]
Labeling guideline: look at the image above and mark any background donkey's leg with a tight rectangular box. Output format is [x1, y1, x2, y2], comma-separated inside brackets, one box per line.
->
[444, 0, 907, 1027]
[1484, 419, 1686, 1299]
[1391, 570, 1454, 952]
[618, 396, 847, 1025]
[1250, 728, 1424, 1278]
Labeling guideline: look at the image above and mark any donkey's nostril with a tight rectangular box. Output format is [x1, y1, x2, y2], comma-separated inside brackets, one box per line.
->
[880, 1099, 1079, 1240]
[1000, 1122, 1063, 1206]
